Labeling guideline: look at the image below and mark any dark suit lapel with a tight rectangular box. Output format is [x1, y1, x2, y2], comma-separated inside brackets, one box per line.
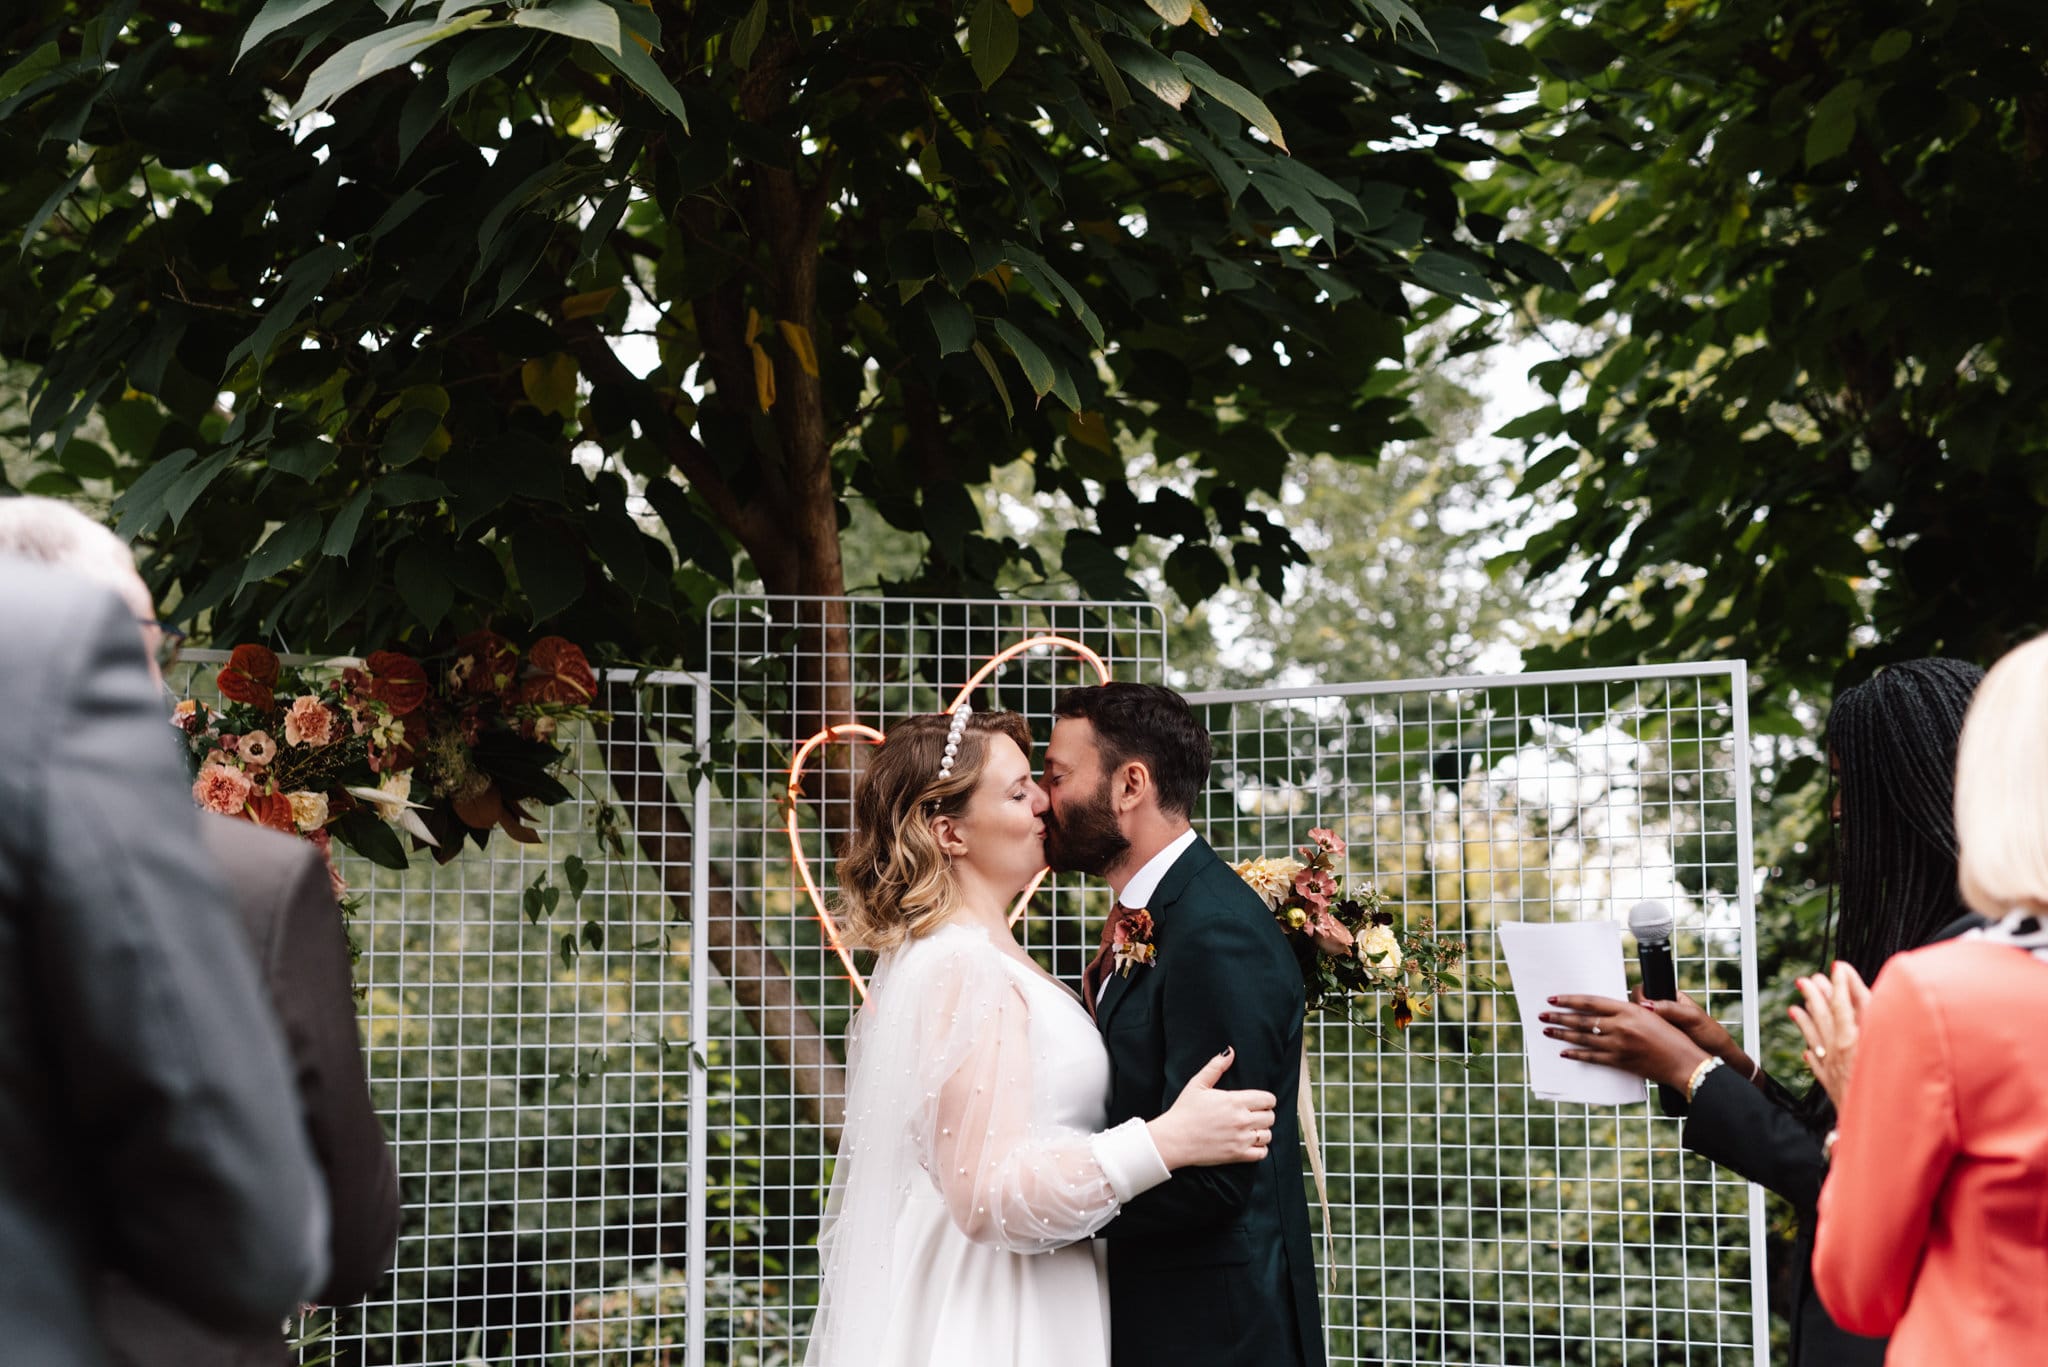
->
[1096, 957, 1137, 1029]
[1094, 836, 1214, 1034]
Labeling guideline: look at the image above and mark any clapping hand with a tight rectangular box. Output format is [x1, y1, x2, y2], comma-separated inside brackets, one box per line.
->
[1789, 961, 1870, 1111]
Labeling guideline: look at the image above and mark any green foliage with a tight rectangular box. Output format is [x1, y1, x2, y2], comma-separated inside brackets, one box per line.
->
[1488, 0, 2048, 697]
[0, 0, 1553, 662]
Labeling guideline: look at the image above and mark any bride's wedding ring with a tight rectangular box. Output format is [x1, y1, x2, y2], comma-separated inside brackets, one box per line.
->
[1590, 1025, 1602, 1036]
[1813, 1044, 1827, 1061]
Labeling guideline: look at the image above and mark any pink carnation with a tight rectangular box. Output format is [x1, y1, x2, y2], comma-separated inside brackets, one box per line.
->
[193, 763, 254, 816]
[284, 695, 335, 748]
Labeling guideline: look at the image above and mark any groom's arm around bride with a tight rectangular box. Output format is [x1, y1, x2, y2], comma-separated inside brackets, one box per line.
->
[1044, 684, 1326, 1367]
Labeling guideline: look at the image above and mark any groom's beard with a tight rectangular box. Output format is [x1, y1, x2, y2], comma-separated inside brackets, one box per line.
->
[1042, 781, 1130, 875]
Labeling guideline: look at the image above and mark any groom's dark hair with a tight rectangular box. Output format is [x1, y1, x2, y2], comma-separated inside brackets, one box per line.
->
[1053, 682, 1211, 817]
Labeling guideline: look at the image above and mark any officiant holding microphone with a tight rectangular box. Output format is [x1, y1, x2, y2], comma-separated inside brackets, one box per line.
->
[1533, 658, 1984, 1367]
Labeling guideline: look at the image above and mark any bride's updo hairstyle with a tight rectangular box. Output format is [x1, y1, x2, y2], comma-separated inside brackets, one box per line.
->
[835, 709, 1033, 952]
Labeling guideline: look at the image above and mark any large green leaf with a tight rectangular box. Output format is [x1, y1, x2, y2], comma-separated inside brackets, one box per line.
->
[730, 0, 768, 69]
[992, 319, 1062, 407]
[1103, 35, 1190, 109]
[237, 0, 349, 65]
[18, 161, 87, 260]
[1175, 53, 1287, 152]
[511, 0, 622, 55]
[594, 30, 690, 128]
[1067, 19, 1132, 113]
[969, 0, 1019, 91]
[1804, 79, 1862, 168]
[288, 17, 476, 119]
[238, 510, 326, 592]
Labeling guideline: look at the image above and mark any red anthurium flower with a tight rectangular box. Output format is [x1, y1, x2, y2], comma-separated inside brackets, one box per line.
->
[246, 789, 296, 834]
[365, 650, 429, 715]
[216, 643, 281, 707]
[521, 636, 597, 705]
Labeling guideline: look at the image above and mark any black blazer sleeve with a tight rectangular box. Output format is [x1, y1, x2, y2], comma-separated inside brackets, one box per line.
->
[1100, 875, 1299, 1238]
[1681, 1063, 1828, 1210]
[265, 848, 401, 1305]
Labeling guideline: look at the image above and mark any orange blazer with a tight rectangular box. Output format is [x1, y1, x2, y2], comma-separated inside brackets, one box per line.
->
[1813, 938, 2048, 1365]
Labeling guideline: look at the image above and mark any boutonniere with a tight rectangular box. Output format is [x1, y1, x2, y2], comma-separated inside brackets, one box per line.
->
[1111, 909, 1157, 977]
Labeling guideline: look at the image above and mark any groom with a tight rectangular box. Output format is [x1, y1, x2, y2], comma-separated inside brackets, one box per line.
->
[1042, 683, 1324, 1367]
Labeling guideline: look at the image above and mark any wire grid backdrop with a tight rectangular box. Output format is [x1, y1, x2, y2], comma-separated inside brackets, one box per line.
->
[698, 595, 1169, 1365]
[175, 653, 706, 1367]
[1185, 663, 1764, 1367]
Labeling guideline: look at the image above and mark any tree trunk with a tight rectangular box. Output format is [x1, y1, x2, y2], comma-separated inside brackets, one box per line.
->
[596, 684, 846, 1147]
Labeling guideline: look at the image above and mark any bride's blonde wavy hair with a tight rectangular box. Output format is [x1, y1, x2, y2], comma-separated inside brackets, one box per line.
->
[834, 709, 1034, 952]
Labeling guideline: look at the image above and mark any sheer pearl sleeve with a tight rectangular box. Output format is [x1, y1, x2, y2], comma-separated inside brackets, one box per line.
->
[804, 930, 1167, 1367]
[917, 955, 1165, 1249]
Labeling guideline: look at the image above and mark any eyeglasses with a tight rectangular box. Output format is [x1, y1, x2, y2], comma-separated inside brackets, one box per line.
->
[136, 617, 187, 670]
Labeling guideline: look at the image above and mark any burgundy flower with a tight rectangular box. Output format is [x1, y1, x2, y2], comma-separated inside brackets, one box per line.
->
[520, 636, 597, 705]
[364, 651, 429, 716]
[216, 644, 280, 707]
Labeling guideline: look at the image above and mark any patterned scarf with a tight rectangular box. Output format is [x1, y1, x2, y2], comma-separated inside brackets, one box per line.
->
[1964, 909, 2048, 961]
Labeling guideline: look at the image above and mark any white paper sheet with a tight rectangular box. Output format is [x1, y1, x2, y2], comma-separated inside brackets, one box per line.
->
[1497, 920, 1648, 1106]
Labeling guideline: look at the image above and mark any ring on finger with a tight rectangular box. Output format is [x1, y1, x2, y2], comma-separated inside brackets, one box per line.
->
[1591, 1025, 1602, 1036]
[1813, 1044, 1827, 1061]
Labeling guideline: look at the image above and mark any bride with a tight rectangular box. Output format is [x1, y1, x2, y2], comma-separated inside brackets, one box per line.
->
[802, 705, 1276, 1367]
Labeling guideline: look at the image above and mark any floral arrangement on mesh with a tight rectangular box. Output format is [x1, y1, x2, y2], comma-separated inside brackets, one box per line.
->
[1233, 827, 1467, 1030]
[175, 633, 601, 890]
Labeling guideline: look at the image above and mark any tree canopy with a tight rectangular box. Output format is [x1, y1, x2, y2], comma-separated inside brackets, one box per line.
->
[2, 0, 1555, 682]
[1489, 0, 2048, 700]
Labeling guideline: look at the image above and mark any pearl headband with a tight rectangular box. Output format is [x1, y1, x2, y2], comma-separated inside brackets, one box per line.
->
[935, 702, 973, 781]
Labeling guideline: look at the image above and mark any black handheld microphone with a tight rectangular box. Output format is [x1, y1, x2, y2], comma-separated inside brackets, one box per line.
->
[1628, 900, 1685, 1116]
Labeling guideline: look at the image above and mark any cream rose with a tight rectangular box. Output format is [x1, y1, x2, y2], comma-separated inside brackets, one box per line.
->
[1358, 923, 1402, 971]
[286, 790, 330, 831]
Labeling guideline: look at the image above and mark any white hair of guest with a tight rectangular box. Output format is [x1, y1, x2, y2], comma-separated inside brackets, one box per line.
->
[1955, 631, 2048, 917]
[0, 494, 151, 614]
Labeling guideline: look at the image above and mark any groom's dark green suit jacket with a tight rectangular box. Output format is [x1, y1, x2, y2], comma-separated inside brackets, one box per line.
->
[1096, 835, 1326, 1367]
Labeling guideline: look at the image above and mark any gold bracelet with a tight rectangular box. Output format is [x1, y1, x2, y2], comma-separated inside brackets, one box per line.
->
[1686, 1055, 1724, 1101]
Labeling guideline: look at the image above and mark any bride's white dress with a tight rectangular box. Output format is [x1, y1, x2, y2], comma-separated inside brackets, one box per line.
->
[802, 923, 1168, 1367]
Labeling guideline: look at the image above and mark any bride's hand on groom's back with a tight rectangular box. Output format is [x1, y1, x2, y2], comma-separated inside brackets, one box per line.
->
[1146, 1047, 1279, 1169]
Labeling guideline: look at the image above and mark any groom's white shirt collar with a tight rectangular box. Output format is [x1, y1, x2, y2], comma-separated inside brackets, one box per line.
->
[1114, 826, 1199, 911]
[1097, 828, 1198, 1011]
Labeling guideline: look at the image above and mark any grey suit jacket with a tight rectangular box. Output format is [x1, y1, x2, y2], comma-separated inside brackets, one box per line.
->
[100, 818, 401, 1367]
[0, 560, 328, 1365]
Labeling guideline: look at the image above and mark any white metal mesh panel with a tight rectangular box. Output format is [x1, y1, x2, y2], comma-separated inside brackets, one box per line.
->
[1186, 665, 1765, 1367]
[174, 654, 704, 1366]
[699, 595, 1168, 1367]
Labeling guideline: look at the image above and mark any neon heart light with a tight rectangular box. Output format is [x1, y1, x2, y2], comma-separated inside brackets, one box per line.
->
[784, 634, 1113, 1000]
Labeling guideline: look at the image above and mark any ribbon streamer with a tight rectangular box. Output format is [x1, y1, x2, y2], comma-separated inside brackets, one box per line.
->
[1299, 1041, 1336, 1293]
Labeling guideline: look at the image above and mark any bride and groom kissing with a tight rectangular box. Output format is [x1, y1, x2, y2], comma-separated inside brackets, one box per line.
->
[804, 683, 1325, 1367]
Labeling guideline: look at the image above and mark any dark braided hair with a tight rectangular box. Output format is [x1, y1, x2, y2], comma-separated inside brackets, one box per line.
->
[1825, 657, 1985, 985]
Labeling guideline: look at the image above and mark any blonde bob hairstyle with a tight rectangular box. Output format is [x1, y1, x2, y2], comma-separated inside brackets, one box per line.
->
[834, 709, 1033, 952]
[1954, 632, 2048, 916]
